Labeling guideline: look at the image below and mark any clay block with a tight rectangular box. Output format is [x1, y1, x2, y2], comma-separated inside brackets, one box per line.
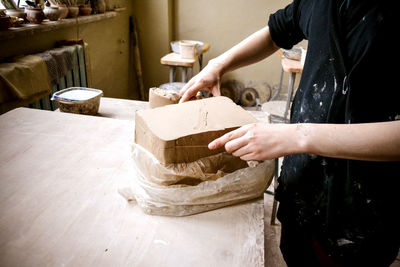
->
[149, 86, 202, 109]
[148, 87, 180, 108]
[135, 96, 258, 164]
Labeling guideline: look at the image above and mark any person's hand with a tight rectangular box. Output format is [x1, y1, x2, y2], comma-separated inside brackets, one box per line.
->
[208, 123, 297, 161]
[179, 60, 223, 103]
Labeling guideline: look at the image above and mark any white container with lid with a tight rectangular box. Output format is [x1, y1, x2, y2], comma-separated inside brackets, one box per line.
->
[51, 87, 103, 115]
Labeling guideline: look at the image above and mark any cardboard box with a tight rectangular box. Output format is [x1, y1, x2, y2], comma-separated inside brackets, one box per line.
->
[135, 96, 258, 164]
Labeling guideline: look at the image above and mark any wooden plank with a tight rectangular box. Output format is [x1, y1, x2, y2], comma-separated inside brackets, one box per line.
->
[0, 107, 265, 267]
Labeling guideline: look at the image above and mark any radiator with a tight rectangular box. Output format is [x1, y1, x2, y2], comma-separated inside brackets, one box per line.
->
[30, 44, 89, 111]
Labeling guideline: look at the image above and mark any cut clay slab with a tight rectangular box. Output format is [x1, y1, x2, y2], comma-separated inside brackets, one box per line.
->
[135, 96, 258, 164]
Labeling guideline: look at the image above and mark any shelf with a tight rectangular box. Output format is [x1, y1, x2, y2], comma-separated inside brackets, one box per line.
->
[0, 11, 119, 41]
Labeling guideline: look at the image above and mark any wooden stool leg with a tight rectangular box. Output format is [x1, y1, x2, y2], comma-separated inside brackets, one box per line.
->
[273, 68, 284, 100]
[199, 54, 204, 70]
[187, 67, 193, 81]
[283, 72, 296, 120]
[169, 67, 176, 83]
[182, 67, 187, 83]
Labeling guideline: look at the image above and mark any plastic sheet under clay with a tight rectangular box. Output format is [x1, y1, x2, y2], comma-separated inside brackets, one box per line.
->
[119, 144, 275, 216]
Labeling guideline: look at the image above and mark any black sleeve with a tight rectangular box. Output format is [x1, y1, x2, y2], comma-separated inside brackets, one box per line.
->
[268, 0, 305, 49]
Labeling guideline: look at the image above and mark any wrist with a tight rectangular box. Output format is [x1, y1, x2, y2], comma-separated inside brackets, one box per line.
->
[293, 123, 312, 155]
[208, 57, 228, 76]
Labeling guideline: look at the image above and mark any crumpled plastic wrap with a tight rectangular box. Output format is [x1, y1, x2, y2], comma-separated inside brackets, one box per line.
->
[121, 143, 275, 216]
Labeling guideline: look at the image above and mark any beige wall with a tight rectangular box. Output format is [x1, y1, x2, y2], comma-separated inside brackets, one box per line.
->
[77, 10, 137, 99]
[133, 0, 305, 103]
[132, 0, 172, 98]
[176, 0, 293, 102]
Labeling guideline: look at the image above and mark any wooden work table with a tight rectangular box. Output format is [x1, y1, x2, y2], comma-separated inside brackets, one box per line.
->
[0, 97, 268, 267]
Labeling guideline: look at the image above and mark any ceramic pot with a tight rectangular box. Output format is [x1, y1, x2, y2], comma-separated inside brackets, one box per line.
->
[58, 5, 69, 20]
[44, 6, 61, 21]
[67, 6, 79, 18]
[5, 8, 27, 20]
[91, 0, 106, 14]
[79, 5, 92, 16]
[0, 16, 12, 31]
[179, 40, 198, 59]
[25, 7, 45, 24]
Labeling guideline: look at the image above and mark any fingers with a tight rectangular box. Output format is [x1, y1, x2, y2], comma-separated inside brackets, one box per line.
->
[179, 79, 194, 97]
[179, 80, 195, 103]
[209, 124, 269, 161]
[208, 126, 249, 150]
[209, 128, 259, 160]
[179, 65, 222, 103]
[225, 130, 253, 154]
[226, 130, 258, 160]
[179, 79, 206, 103]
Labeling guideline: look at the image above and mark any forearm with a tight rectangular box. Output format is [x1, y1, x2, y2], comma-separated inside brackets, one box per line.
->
[295, 121, 400, 161]
[209, 26, 280, 76]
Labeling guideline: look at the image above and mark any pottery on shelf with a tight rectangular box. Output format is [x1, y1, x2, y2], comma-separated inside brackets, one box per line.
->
[79, 5, 92, 16]
[67, 6, 79, 18]
[91, 0, 106, 14]
[5, 8, 27, 20]
[25, 7, 45, 24]
[44, 6, 61, 21]
[58, 5, 69, 20]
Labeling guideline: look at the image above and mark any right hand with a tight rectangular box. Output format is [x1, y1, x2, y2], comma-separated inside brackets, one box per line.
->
[179, 60, 224, 103]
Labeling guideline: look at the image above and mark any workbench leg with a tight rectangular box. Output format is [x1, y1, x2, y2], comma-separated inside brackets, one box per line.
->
[283, 72, 296, 120]
[169, 67, 175, 83]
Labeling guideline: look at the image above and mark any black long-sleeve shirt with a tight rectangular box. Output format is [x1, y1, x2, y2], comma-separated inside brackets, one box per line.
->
[268, 0, 400, 264]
